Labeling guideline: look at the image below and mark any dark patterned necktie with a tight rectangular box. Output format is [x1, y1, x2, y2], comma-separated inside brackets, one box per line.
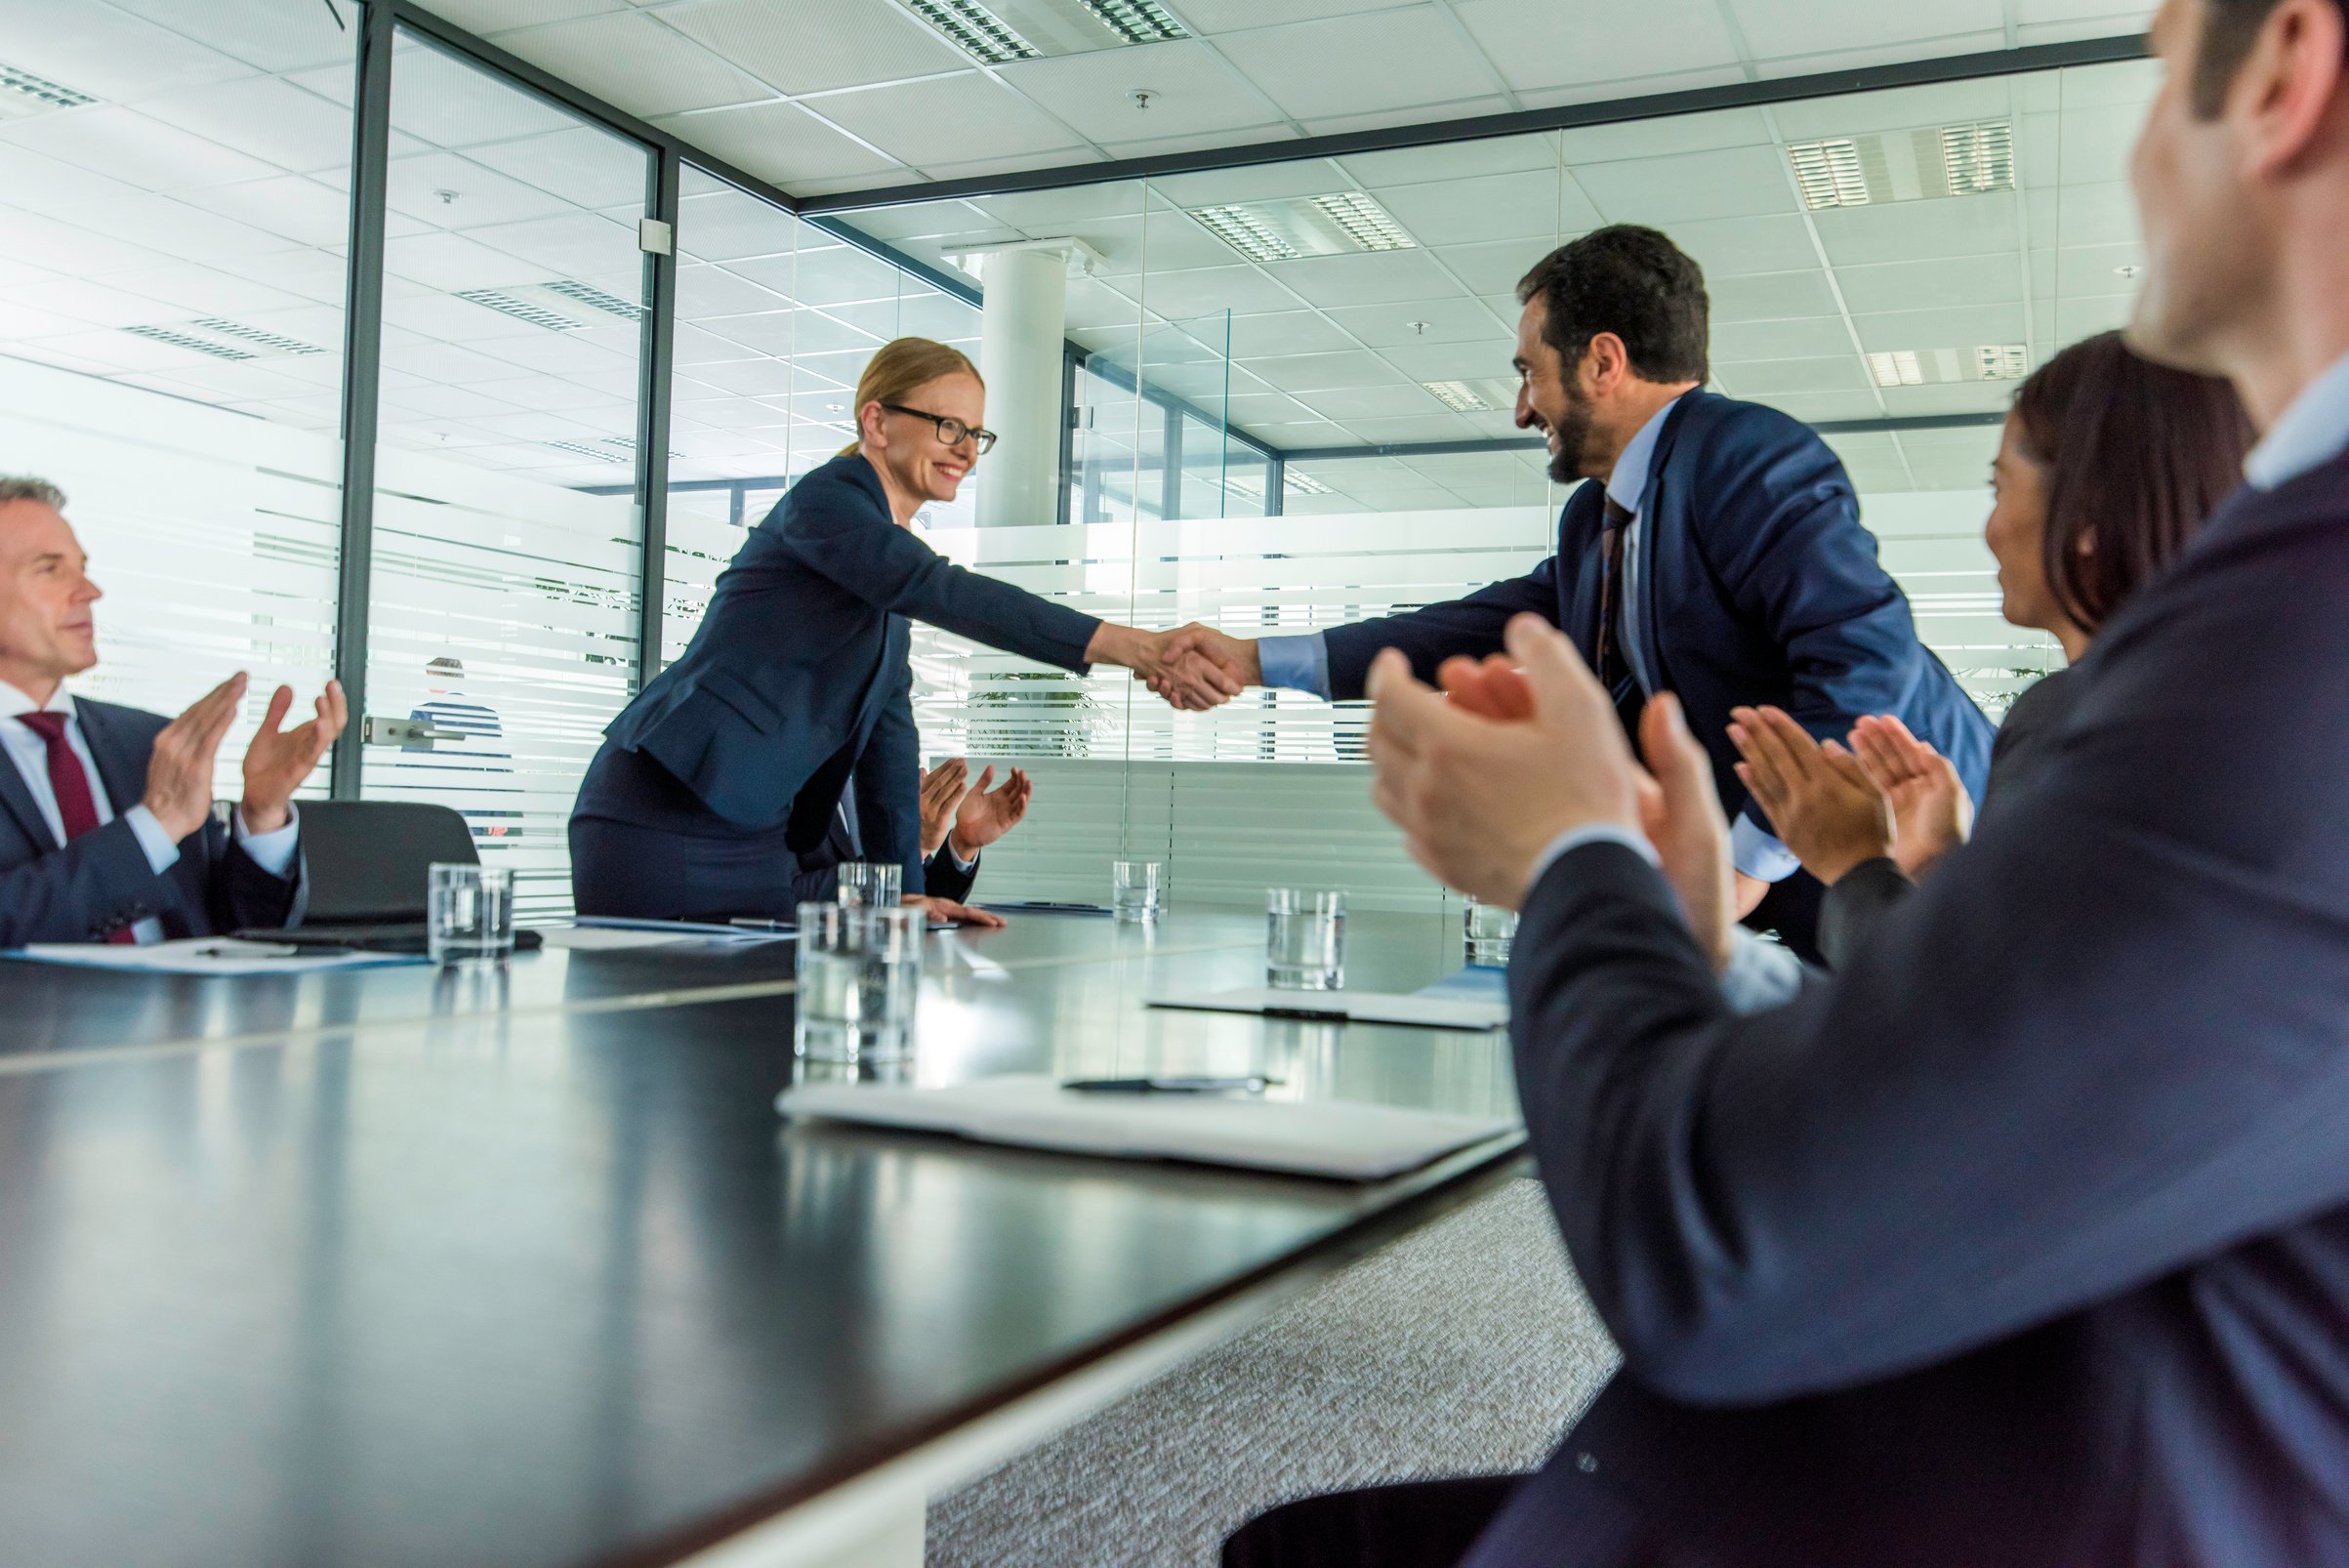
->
[1594, 496, 1634, 690]
[18, 711, 138, 942]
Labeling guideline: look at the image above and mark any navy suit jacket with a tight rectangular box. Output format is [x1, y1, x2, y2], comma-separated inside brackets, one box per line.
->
[591, 453, 1097, 895]
[0, 698, 305, 946]
[1324, 392, 1994, 854]
[1472, 449, 2349, 1564]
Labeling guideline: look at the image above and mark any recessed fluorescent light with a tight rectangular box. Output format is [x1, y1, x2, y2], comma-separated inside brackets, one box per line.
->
[546, 435, 680, 463]
[0, 61, 96, 120]
[539, 279, 644, 322]
[904, 0, 1042, 63]
[1869, 345, 2031, 387]
[1789, 122, 2015, 211]
[1284, 472, 1333, 495]
[1422, 380, 1491, 413]
[124, 324, 256, 361]
[189, 318, 325, 356]
[1185, 193, 1416, 264]
[457, 288, 585, 331]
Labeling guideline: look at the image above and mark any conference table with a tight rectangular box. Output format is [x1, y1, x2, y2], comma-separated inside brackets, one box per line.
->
[0, 907, 1529, 1568]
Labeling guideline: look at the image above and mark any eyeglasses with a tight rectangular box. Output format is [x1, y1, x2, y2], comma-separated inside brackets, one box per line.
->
[883, 403, 998, 455]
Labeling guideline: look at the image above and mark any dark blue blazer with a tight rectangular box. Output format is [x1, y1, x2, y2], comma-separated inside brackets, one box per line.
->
[1324, 392, 1994, 850]
[589, 453, 1097, 894]
[1475, 449, 2349, 1564]
[0, 698, 305, 946]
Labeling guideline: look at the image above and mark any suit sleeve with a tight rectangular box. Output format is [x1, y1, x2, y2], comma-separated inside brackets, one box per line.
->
[922, 847, 977, 904]
[850, 656, 927, 897]
[1504, 516, 2349, 1407]
[1813, 856, 1913, 970]
[1322, 556, 1560, 701]
[0, 818, 174, 945]
[205, 824, 305, 934]
[778, 490, 1099, 672]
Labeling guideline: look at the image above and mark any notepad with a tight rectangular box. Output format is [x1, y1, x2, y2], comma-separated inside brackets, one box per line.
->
[777, 1074, 1520, 1180]
[1145, 986, 1507, 1032]
[5, 938, 425, 976]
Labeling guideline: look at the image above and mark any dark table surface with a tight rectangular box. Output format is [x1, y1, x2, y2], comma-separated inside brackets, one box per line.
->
[0, 909, 1525, 1568]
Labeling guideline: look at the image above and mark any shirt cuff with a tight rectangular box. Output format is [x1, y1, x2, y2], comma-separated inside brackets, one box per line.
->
[1730, 814, 1802, 883]
[1257, 633, 1332, 699]
[233, 804, 302, 880]
[122, 805, 182, 876]
[1718, 928, 1805, 1014]
[944, 841, 978, 874]
[1527, 822, 1660, 890]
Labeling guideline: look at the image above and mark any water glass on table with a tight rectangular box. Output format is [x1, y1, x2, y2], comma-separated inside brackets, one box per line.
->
[795, 901, 922, 1062]
[836, 861, 902, 908]
[428, 862, 514, 965]
[1111, 859, 1163, 923]
[1266, 888, 1345, 990]
[1463, 897, 1518, 967]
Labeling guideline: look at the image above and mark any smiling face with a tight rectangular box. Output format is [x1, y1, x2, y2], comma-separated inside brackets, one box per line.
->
[1513, 296, 1602, 485]
[863, 371, 984, 509]
[0, 498, 102, 704]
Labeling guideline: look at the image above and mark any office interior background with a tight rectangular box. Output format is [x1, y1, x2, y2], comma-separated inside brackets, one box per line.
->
[0, 0, 2153, 919]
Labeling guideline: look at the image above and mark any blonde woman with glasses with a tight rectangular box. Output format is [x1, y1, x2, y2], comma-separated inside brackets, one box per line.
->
[571, 337, 1235, 925]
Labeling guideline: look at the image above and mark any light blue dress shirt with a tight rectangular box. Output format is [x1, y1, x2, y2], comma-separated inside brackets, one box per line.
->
[0, 684, 300, 943]
[2246, 351, 2349, 491]
[1258, 394, 1799, 882]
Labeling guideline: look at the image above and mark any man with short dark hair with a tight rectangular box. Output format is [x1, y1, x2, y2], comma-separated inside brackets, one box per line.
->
[0, 476, 344, 945]
[1225, 0, 2349, 1561]
[1165, 225, 1992, 961]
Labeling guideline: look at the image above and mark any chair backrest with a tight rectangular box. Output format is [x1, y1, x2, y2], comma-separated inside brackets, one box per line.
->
[297, 802, 479, 924]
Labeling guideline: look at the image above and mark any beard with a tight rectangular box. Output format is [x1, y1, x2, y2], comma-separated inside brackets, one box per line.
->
[1543, 383, 1597, 485]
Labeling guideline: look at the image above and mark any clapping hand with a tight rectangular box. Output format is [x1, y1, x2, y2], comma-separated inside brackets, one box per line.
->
[950, 765, 1031, 858]
[141, 675, 250, 842]
[1848, 715, 1972, 881]
[918, 759, 973, 858]
[241, 679, 348, 834]
[1727, 705, 1893, 887]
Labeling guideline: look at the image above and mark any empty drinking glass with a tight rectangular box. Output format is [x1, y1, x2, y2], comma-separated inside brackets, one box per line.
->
[795, 901, 922, 1061]
[428, 862, 514, 965]
[1111, 859, 1163, 923]
[836, 861, 902, 908]
[1463, 898, 1518, 967]
[1266, 888, 1345, 990]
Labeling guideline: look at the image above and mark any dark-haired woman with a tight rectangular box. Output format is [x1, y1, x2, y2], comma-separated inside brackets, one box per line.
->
[1726, 329, 2255, 969]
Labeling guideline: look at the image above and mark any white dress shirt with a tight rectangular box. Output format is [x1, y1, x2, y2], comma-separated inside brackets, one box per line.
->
[0, 681, 299, 942]
[2246, 351, 2349, 491]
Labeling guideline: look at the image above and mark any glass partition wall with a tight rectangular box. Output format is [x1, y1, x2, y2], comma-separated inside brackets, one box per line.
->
[0, 0, 2157, 918]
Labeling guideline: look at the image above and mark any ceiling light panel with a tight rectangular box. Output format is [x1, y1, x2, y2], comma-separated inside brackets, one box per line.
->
[1187, 194, 1418, 264]
[455, 281, 644, 331]
[1867, 345, 2031, 387]
[0, 61, 97, 120]
[903, 0, 1042, 65]
[120, 317, 331, 361]
[913, 0, 1193, 61]
[1420, 377, 1517, 413]
[1788, 121, 2016, 211]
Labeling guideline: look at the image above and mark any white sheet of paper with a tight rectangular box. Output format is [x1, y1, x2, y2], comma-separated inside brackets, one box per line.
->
[1144, 986, 1507, 1032]
[8, 938, 423, 976]
[777, 1074, 1520, 1181]
[568, 917, 792, 944]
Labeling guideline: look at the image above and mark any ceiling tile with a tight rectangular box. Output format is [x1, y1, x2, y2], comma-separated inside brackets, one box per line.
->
[1320, 296, 1509, 348]
[658, 101, 902, 184]
[1450, 0, 1741, 93]
[1225, 310, 1360, 357]
[1758, 390, 1897, 422]
[104, 0, 355, 72]
[386, 149, 587, 228]
[130, 76, 368, 177]
[486, 11, 773, 117]
[1377, 338, 1511, 381]
[998, 40, 1282, 142]
[1571, 144, 1802, 225]
[1215, 10, 1504, 123]
[1556, 107, 1774, 166]
[1834, 256, 2026, 314]
[1518, 67, 1750, 111]
[1715, 355, 1873, 395]
[1149, 160, 1348, 208]
[1877, 382, 2014, 416]
[0, 106, 278, 192]
[1754, 33, 2007, 79]
[3, 2, 252, 102]
[1728, 0, 2002, 60]
[972, 183, 1149, 230]
[1252, 350, 1405, 392]
[1709, 269, 1840, 321]
[466, 126, 667, 209]
[1337, 132, 1554, 189]
[1767, 78, 2014, 141]
[1709, 316, 1857, 363]
[1169, 0, 1428, 32]
[1811, 192, 2022, 267]
[1301, 96, 1514, 137]
[665, 0, 971, 94]
[1669, 214, 1823, 279]
[678, 263, 794, 319]
[814, 74, 1090, 166]
[1376, 168, 1599, 247]
[415, 0, 630, 29]
[1103, 265, 1304, 319]
[1271, 249, 1470, 309]
[1294, 383, 1451, 420]
[1099, 125, 1299, 157]
[1434, 240, 1551, 297]
[1850, 303, 2032, 351]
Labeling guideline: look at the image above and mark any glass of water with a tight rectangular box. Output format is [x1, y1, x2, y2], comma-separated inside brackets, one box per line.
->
[428, 862, 514, 965]
[1111, 859, 1163, 923]
[836, 861, 902, 908]
[1267, 887, 1345, 990]
[1463, 897, 1518, 967]
[795, 902, 922, 1062]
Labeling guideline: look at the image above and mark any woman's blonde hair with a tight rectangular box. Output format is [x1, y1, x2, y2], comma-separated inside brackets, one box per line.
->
[837, 337, 982, 457]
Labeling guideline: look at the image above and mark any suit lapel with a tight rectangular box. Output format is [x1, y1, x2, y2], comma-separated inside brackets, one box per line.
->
[0, 739, 55, 851]
[1628, 393, 1701, 692]
[71, 701, 155, 834]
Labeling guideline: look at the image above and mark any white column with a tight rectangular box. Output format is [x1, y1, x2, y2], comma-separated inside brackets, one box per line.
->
[975, 246, 1067, 529]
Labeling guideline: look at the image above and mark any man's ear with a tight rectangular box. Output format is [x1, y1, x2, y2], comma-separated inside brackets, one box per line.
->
[1581, 332, 1630, 397]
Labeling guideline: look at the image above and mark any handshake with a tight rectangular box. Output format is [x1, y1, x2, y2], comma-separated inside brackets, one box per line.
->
[1085, 622, 1264, 712]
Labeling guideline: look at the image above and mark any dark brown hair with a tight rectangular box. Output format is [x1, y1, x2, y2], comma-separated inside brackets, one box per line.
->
[2009, 330, 2252, 633]
[2193, 0, 2349, 116]
[1516, 226, 1710, 384]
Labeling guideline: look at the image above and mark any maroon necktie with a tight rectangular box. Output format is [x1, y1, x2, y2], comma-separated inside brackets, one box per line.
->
[1594, 496, 1633, 690]
[18, 710, 139, 942]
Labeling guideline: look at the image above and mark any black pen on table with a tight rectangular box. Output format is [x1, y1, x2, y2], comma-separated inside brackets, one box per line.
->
[1062, 1076, 1283, 1094]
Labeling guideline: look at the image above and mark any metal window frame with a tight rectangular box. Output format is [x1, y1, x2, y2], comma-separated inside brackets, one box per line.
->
[636, 144, 681, 684]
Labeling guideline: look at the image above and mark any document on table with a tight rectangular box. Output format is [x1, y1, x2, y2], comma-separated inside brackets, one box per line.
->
[5, 938, 427, 976]
[560, 917, 794, 947]
[1145, 986, 1507, 1032]
[777, 1074, 1521, 1181]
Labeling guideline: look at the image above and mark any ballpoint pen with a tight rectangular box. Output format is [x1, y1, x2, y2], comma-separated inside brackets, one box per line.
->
[1061, 1076, 1284, 1094]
